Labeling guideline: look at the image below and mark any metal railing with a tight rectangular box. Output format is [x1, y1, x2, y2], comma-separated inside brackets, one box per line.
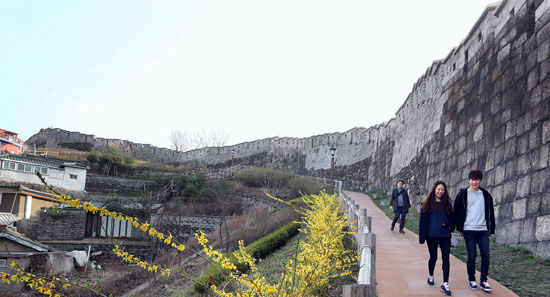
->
[339, 182, 376, 297]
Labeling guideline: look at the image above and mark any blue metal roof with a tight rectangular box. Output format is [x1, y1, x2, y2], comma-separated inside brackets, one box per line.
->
[0, 153, 89, 169]
[0, 230, 50, 252]
[0, 212, 18, 226]
[0, 136, 22, 147]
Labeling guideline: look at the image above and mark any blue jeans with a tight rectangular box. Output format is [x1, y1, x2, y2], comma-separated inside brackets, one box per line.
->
[463, 230, 490, 282]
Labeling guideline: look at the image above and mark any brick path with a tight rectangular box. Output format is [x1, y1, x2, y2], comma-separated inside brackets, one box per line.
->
[344, 191, 518, 297]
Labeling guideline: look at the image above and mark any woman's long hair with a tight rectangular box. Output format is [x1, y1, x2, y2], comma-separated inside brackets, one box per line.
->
[421, 180, 452, 214]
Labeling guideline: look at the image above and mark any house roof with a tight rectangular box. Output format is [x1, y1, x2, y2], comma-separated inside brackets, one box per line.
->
[0, 185, 60, 203]
[0, 153, 89, 169]
[0, 129, 18, 136]
[0, 228, 51, 252]
[0, 212, 18, 225]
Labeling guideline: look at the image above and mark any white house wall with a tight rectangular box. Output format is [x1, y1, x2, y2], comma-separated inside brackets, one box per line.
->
[0, 166, 86, 192]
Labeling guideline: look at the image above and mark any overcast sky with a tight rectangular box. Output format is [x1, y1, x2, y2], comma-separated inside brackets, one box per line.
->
[1, 0, 496, 149]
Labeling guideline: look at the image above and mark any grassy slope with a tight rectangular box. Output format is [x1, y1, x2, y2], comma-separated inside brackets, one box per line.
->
[365, 189, 550, 297]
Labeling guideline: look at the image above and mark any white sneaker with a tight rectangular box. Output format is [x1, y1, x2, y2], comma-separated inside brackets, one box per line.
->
[440, 282, 451, 296]
[427, 275, 434, 285]
[480, 281, 492, 292]
[469, 281, 478, 290]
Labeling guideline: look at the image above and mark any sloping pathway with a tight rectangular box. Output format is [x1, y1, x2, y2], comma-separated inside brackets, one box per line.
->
[344, 190, 518, 297]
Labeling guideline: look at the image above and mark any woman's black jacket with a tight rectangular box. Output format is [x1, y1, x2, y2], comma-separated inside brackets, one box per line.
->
[419, 204, 455, 244]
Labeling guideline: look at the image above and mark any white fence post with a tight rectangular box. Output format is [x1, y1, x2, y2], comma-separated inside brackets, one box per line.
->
[340, 183, 376, 297]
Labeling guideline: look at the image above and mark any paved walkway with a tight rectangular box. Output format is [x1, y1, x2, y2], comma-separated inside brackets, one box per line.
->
[344, 191, 518, 297]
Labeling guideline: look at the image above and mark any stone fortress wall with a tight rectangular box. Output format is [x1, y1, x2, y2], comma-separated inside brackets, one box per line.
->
[26, 0, 550, 257]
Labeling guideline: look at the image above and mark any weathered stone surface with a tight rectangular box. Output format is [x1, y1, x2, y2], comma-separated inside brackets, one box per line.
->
[535, 215, 550, 241]
[527, 67, 540, 90]
[517, 134, 530, 154]
[543, 120, 550, 144]
[520, 217, 537, 243]
[537, 39, 550, 63]
[527, 194, 542, 216]
[503, 180, 518, 203]
[499, 220, 521, 244]
[35, 208, 86, 241]
[536, 241, 550, 258]
[494, 164, 506, 185]
[531, 167, 550, 194]
[505, 159, 517, 180]
[541, 192, 550, 215]
[85, 175, 155, 194]
[542, 144, 550, 168]
[516, 175, 531, 198]
[494, 144, 505, 165]
[530, 126, 542, 150]
[541, 59, 550, 81]
[504, 138, 517, 161]
[517, 153, 532, 175]
[506, 120, 517, 140]
[498, 202, 513, 225]
[474, 124, 484, 142]
[513, 198, 528, 220]
[492, 184, 504, 205]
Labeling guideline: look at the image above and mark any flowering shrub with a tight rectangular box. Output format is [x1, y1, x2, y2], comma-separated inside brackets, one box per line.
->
[196, 191, 358, 296]
[192, 221, 301, 293]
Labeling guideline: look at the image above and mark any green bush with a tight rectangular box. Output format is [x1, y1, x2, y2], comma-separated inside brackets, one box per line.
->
[234, 168, 293, 188]
[287, 177, 328, 197]
[86, 150, 134, 176]
[102, 195, 147, 218]
[86, 151, 99, 164]
[192, 221, 301, 294]
[46, 206, 66, 220]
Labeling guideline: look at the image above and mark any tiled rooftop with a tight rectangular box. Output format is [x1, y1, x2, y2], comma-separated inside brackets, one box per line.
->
[0, 153, 88, 169]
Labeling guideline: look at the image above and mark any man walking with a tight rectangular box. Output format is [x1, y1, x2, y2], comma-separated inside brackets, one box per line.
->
[390, 180, 411, 233]
[453, 169, 495, 292]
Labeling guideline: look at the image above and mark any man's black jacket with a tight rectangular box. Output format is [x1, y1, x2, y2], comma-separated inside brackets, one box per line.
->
[389, 187, 411, 213]
[453, 187, 496, 234]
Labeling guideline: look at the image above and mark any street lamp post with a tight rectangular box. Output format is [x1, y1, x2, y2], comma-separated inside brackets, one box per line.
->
[330, 147, 336, 195]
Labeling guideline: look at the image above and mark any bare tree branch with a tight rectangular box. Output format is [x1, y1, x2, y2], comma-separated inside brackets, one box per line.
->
[169, 129, 190, 152]
[169, 129, 230, 151]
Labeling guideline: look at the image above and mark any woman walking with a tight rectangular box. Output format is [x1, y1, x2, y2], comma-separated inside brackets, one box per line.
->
[419, 181, 454, 296]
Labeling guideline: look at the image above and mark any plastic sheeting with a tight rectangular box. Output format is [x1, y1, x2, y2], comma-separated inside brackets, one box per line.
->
[66, 250, 88, 267]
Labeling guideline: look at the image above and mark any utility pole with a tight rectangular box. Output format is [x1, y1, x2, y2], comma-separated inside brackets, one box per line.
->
[330, 147, 336, 195]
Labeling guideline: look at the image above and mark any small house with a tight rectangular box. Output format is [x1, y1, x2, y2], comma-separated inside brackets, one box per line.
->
[0, 153, 89, 192]
[0, 215, 51, 273]
[0, 129, 24, 155]
[0, 185, 60, 220]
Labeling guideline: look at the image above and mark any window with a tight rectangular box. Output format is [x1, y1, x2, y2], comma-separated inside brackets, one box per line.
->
[2, 161, 8, 169]
[24, 164, 32, 172]
[9, 162, 15, 170]
[17, 163, 24, 171]
[69, 174, 78, 180]
[0, 259, 6, 268]
[41, 167, 49, 175]
[34, 166, 41, 173]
